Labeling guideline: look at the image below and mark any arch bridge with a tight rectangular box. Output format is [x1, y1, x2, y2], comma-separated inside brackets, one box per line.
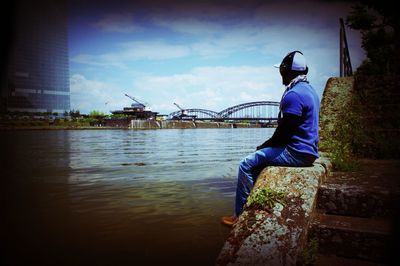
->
[169, 101, 280, 123]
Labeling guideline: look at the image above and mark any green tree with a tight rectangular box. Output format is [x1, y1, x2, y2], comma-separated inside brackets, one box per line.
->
[69, 109, 81, 118]
[346, 1, 399, 74]
[89, 110, 106, 119]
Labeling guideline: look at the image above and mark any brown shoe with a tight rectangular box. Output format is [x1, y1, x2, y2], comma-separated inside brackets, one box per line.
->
[221, 216, 237, 227]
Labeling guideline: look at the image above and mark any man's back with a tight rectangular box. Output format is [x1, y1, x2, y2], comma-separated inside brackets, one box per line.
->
[281, 81, 320, 158]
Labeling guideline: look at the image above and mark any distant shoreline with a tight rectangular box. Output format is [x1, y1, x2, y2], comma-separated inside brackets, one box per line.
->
[0, 121, 276, 131]
[0, 126, 123, 131]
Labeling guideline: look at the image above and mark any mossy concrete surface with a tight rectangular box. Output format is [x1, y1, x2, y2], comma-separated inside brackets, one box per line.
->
[319, 76, 354, 144]
[216, 157, 332, 266]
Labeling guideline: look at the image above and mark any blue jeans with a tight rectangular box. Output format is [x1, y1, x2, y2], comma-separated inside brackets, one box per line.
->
[234, 147, 315, 217]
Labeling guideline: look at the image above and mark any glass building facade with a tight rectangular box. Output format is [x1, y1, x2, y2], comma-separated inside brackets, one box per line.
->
[4, 0, 69, 114]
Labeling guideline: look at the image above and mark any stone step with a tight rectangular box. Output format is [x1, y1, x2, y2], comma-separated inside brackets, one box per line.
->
[308, 212, 394, 263]
[317, 160, 400, 218]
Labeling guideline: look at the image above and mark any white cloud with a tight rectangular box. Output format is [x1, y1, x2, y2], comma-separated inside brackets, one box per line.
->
[253, 1, 348, 26]
[69, 63, 338, 116]
[69, 0, 366, 115]
[71, 0, 364, 71]
[119, 41, 191, 60]
[93, 13, 141, 33]
[70, 40, 192, 67]
[70, 54, 124, 68]
[152, 16, 225, 36]
[70, 62, 335, 116]
[70, 74, 131, 114]
[131, 65, 282, 115]
[150, 1, 243, 35]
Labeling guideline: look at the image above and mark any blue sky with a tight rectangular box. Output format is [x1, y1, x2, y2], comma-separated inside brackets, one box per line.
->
[68, 0, 365, 115]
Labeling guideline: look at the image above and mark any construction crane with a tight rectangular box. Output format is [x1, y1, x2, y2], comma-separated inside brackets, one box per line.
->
[125, 93, 146, 109]
[174, 102, 186, 115]
[110, 93, 157, 119]
[173, 102, 196, 120]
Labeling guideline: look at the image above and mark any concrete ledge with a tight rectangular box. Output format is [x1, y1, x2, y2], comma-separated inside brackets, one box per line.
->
[216, 157, 331, 266]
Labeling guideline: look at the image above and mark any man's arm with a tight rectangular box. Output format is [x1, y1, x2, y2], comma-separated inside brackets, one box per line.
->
[256, 112, 302, 150]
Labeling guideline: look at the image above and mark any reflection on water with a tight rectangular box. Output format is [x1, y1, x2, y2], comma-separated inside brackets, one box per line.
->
[2, 128, 273, 265]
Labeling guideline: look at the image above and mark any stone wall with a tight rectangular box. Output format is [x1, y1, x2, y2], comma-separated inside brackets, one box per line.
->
[216, 157, 331, 266]
[319, 77, 354, 145]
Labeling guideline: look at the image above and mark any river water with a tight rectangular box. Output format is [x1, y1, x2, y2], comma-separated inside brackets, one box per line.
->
[2, 128, 273, 265]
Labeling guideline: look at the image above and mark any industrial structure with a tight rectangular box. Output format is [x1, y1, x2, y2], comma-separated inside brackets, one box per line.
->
[111, 94, 158, 119]
[2, 0, 70, 114]
[171, 103, 197, 120]
[339, 18, 353, 77]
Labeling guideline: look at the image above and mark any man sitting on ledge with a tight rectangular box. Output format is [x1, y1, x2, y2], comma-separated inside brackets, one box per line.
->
[222, 51, 320, 227]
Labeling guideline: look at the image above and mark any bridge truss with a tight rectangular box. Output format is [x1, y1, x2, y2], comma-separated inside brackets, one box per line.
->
[169, 101, 280, 123]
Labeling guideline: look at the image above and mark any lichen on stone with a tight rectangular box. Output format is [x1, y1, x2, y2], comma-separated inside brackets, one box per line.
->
[217, 163, 330, 266]
[273, 202, 284, 217]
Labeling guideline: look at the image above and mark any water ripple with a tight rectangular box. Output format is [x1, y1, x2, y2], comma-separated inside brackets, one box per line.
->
[2, 128, 273, 264]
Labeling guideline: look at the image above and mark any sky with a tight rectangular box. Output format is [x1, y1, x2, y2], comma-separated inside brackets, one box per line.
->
[68, 0, 365, 115]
